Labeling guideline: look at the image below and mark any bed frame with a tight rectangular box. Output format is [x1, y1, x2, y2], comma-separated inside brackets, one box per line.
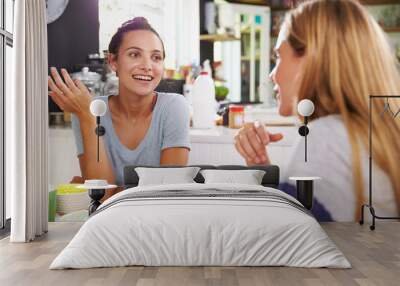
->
[123, 165, 280, 189]
[87, 165, 280, 215]
[122, 165, 314, 212]
[88, 165, 317, 218]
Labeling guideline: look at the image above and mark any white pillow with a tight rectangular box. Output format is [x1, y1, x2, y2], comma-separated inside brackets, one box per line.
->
[135, 167, 201, 186]
[200, 169, 266, 185]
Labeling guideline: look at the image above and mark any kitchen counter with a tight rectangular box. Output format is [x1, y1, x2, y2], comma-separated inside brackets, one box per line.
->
[49, 124, 297, 144]
[188, 125, 297, 168]
[190, 125, 296, 145]
[49, 123, 298, 186]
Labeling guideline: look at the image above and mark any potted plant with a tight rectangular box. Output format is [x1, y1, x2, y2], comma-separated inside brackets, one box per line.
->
[215, 85, 229, 102]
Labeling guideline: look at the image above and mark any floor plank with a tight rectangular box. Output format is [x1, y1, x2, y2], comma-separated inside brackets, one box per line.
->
[0, 222, 399, 286]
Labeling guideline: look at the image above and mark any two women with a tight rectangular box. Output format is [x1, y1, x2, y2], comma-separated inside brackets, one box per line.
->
[48, 18, 190, 198]
[49, 0, 400, 220]
[235, 0, 400, 221]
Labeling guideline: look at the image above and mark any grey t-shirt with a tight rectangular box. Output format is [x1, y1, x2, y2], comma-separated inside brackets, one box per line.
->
[71, 92, 191, 186]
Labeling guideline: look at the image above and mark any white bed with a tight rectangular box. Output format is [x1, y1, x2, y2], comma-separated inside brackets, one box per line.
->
[50, 183, 350, 269]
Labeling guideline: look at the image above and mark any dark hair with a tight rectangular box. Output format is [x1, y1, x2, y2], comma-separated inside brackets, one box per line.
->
[108, 17, 165, 58]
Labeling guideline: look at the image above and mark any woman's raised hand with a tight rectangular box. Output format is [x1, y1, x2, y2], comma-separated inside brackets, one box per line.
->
[234, 121, 283, 166]
[48, 67, 92, 119]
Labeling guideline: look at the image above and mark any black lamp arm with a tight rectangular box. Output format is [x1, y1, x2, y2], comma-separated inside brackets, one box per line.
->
[94, 116, 106, 162]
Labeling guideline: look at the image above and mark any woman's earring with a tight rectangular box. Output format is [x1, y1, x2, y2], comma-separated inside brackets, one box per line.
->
[297, 99, 315, 162]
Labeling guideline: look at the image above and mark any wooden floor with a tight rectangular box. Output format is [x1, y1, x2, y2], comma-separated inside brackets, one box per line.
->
[0, 222, 399, 286]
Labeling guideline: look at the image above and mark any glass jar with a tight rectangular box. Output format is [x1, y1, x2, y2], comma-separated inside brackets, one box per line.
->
[71, 67, 102, 96]
[229, 105, 244, 129]
[103, 72, 119, 97]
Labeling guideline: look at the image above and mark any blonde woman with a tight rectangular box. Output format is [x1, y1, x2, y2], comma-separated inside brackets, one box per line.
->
[234, 0, 400, 221]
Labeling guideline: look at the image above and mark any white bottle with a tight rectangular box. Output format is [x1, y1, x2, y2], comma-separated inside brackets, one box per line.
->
[183, 83, 194, 125]
[192, 71, 215, 129]
[203, 59, 212, 77]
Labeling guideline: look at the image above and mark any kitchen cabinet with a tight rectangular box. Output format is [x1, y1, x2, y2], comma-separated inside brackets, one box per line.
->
[213, 3, 272, 104]
[189, 125, 296, 168]
[49, 127, 81, 189]
[269, 0, 400, 69]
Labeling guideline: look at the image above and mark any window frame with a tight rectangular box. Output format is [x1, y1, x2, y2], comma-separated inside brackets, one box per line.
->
[1, 0, 14, 232]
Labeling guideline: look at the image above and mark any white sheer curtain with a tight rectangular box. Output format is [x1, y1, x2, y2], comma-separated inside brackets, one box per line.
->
[7, 0, 48, 242]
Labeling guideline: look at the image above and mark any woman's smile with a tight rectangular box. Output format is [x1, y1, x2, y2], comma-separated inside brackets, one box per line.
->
[132, 74, 154, 82]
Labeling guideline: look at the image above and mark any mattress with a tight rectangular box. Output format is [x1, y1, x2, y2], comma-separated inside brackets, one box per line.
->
[50, 183, 351, 269]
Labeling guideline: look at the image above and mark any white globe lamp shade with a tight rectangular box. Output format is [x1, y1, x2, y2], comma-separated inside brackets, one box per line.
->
[297, 99, 315, 117]
[90, 99, 107, 117]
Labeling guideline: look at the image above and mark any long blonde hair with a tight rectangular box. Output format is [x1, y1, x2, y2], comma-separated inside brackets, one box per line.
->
[283, 0, 400, 218]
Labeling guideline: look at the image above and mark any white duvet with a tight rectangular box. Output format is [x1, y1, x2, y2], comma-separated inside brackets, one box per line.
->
[50, 183, 351, 269]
